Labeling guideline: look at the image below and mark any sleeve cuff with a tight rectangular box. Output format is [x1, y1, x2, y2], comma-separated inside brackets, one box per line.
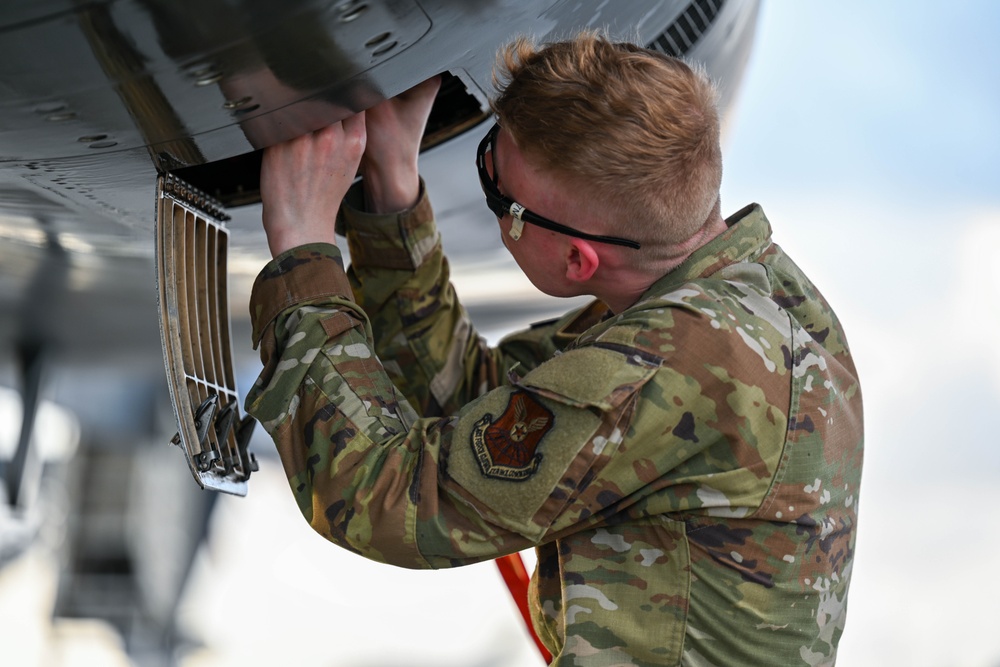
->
[335, 178, 440, 270]
[249, 243, 354, 348]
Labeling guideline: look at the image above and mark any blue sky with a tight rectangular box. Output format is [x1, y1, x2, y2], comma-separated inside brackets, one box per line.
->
[723, 2, 1000, 208]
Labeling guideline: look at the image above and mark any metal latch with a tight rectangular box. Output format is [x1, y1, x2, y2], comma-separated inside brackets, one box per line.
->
[156, 174, 257, 495]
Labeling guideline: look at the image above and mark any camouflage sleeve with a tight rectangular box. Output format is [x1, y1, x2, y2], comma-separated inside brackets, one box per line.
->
[243, 245, 665, 568]
[245, 243, 446, 567]
[337, 181, 561, 417]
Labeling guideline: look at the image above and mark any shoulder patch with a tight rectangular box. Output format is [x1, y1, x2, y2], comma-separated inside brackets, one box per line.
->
[471, 392, 553, 481]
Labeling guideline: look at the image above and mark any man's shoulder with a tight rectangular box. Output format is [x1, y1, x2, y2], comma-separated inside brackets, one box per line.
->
[604, 276, 784, 341]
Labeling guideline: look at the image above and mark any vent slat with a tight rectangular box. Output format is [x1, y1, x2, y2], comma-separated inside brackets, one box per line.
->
[189, 213, 206, 381]
[218, 232, 237, 390]
[175, 206, 197, 376]
[207, 227, 225, 389]
[195, 217, 217, 384]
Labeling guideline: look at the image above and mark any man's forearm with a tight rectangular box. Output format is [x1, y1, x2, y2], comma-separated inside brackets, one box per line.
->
[340, 182, 504, 416]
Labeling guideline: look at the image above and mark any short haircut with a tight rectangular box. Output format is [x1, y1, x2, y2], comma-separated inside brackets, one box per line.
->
[491, 32, 723, 252]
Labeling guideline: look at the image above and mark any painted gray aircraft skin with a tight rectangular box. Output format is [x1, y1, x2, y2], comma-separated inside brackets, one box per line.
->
[0, 0, 759, 662]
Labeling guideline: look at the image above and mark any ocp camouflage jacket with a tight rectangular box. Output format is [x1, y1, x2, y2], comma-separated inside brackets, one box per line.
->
[246, 183, 863, 666]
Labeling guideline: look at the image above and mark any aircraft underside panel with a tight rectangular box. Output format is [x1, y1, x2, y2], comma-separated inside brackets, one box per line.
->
[155, 174, 256, 495]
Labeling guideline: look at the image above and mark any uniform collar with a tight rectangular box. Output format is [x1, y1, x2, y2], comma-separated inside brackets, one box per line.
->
[640, 203, 773, 300]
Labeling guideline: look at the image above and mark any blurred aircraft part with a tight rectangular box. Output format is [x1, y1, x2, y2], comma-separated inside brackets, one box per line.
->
[0, 543, 133, 667]
[0, 386, 79, 567]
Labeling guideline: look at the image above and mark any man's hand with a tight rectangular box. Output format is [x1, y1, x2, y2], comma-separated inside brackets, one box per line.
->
[361, 76, 441, 213]
[260, 113, 367, 258]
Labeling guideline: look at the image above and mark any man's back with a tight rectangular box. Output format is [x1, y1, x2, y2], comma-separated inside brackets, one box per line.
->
[501, 204, 862, 665]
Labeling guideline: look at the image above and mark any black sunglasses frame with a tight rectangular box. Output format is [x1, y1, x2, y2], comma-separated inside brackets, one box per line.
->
[475, 123, 641, 250]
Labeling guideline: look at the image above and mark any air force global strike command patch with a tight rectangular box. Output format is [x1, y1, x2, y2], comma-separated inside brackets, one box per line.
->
[471, 392, 553, 481]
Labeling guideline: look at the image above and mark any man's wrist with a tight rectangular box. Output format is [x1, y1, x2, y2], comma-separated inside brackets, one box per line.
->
[338, 179, 437, 271]
[249, 243, 352, 349]
[266, 228, 337, 258]
[361, 163, 420, 214]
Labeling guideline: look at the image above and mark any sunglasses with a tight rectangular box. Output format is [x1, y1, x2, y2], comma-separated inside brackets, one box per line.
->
[475, 123, 641, 250]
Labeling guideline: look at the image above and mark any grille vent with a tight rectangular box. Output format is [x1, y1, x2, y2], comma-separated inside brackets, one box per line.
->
[156, 174, 256, 495]
[647, 0, 725, 57]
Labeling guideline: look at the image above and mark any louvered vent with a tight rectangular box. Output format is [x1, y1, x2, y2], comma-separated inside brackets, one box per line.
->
[648, 0, 725, 57]
[156, 174, 256, 495]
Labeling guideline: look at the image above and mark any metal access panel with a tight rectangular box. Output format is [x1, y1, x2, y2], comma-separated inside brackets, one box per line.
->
[156, 174, 256, 495]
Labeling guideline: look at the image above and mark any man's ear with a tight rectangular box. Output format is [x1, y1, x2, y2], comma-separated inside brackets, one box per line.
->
[566, 239, 600, 282]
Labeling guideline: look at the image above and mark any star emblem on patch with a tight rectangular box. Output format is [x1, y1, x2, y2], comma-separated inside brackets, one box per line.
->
[471, 392, 553, 481]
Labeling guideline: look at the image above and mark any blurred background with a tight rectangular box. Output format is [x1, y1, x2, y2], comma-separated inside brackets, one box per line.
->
[2, 1, 999, 665]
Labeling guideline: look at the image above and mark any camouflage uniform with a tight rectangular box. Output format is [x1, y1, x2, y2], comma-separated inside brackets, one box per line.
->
[246, 182, 863, 666]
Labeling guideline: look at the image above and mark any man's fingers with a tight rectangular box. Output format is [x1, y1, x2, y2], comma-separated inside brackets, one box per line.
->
[399, 75, 442, 103]
[368, 75, 441, 120]
[313, 113, 367, 163]
[341, 111, 367, 150]
[259, 112, 373, 257]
